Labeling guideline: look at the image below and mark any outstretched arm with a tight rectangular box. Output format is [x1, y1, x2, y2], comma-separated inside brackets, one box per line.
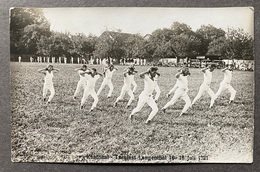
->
[201, 66, 210, 73]
[52, 68, 60, 73]
[123, 69, 129, 77]
[221, 67, 228, 72]
[78, 70, 85, 77]
[97, 72, 103, 76]
[123, 67, 129, 72]
[177, 67, 183, 72]
[175, 70, 183, 78]
[74, 68, 82, 71]
[37, 68, 47, 74]
[139, 70, 149, 79]
[82, 70, 92, 75]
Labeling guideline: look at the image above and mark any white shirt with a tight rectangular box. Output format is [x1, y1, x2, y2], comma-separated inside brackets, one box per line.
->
[177, 74, 188, 89]
[85, 74, 100, 89]
[124, 73, 135, 88]
[44, 71, 53, 85]
[78, 69, 90, 82]
[154, 74, 159, 83]
[78, 70, 85, 81]
[203, 69, 212, 85]
[105, 69, 116, 79]
[142, 74, 156, 95]
[223, 70, 232, 83]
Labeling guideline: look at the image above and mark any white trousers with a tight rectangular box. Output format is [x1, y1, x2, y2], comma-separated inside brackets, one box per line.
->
[97, 78, 113, 97]
[73, 80, 87, 98]
[43, 83, 55, 102]
[130, 92, 159, 121]
[163, 88, 191, 114]
[215, 81, 236, 101]
[80, 88, 98, 110]
[115, 85, 134, 106]
[192, 83, 215, 107]
[154, 83, 161, 101]
[131, 80, 137, 93]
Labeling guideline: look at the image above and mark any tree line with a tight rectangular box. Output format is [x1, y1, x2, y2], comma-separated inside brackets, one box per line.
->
[10, 8, 254, 63]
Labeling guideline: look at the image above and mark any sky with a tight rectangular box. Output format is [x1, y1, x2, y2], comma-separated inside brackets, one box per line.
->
[42, 7, 254, 37]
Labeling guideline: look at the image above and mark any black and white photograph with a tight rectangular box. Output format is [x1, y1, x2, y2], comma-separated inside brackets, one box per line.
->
[10, 7, 254, 163]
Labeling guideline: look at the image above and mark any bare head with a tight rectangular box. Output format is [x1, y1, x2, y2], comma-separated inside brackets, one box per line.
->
[91, 68, 97, 75]
[130, 64, 135, 68]
[128, 67, 135, 74]
[182, 67, 190, 76]
[228, 64, 234, 71]
[209, 64, 216, 72]
[149, 66, 158, 78]
[109, 64, 114, 70]
[46, 64, 53, 71]
[82, 65, 87, 71]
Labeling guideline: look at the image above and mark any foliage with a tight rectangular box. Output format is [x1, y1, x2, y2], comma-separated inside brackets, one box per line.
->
[10, 8, 50, 54]
[93, 31, 127, 61]
[21, 22, 51, 55]
[148, 28, 176, 59]
[171, 22, 201, 58]
[208, 28, 254, 60]
[10, 9, 253, 60]
[225, 28, 253, 60]
[196, 25, 226, 56]
[147, 22, 202, 60]
[124, 34, 148, 59]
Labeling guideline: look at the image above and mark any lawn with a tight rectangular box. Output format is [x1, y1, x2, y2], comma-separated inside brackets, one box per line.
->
[11, 62, 254, 163]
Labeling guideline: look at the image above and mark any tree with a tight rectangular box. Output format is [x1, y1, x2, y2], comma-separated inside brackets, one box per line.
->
[80, 34, 98, 59]
[94, 31, 128, 61]
[50, 32, 72, 57]
[10, 8, 50, 54]
[226, 28, 253, 60]
[170, 22, 201, 59]
[124, 34, 148, 59]
[20, 22, 51, 54]
[196, 24, 226, 55]
[208, 28, 253, 60]
[36, 34, 53, 56]
[147, 28, 177, 60]
[207, 36, 228, 56]
[171, 22, 194, 36]
[170, 33, 201, 59]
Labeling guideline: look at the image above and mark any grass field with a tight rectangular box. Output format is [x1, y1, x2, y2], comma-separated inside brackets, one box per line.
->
[11, 62, 254, 163]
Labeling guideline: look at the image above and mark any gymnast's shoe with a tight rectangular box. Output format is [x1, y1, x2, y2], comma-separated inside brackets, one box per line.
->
[145, 119, 151, 125]
[161, 108, 166, 113]
[129, 114, 134, 122]
[80, 105, 84, 110]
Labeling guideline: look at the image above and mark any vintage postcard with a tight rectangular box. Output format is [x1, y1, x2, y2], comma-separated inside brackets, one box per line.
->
[10, 7, 254, 163]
